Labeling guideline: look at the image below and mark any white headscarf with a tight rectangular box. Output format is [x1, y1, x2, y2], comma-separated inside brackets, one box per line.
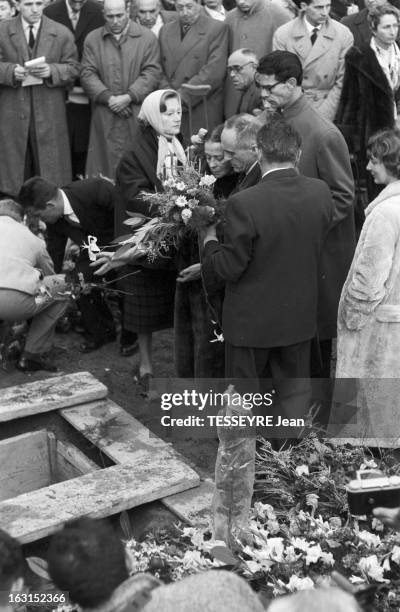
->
[138, 89, 187, 178]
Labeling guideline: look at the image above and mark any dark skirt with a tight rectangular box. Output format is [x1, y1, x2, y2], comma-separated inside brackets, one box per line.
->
[122, 266, 176, 333]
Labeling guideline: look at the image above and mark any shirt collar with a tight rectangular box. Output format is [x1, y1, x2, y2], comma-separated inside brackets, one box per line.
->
[204, 5, 225, 20]
[262, 166, 293, 178]
[304, 16, 321, 34]
[65, 0, 80, 21]
[245, 160, 258, 176]
[61, 189, 74, 217]
[21, 16, 41, 33]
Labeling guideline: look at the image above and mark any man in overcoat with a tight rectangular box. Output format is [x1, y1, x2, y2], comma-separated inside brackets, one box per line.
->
[255, 51, 355, 379]
[0, 0, 79, 198]
[81, 0, 161, 179]
[44, 0, 105, 178]
[159, 0, 229, 142]
[273, 0, 353, 121]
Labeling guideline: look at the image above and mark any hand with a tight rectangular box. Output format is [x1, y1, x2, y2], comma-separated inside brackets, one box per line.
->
[177, 263, 201, 283]
[373, 506, 400, 530]
[14, 64, 27, 81]
[90, 251, 122, 276]
[117, 107, 132, 118]
[108, 94, 131, 113]
[29, 63, 51, 78]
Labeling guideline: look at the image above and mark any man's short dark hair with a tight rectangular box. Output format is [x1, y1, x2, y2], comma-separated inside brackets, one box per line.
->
[257, 117, 302, 164]
[18, 177, 58, 212]
[0, 529, 24, 592]
[257, 51, 303, 86]
[47, 518, 129, 608]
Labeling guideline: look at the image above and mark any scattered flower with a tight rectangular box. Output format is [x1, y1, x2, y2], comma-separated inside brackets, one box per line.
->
[295, 465, 309, 477]
[181, 208, 192, 224]
[287, 576, 314, 591]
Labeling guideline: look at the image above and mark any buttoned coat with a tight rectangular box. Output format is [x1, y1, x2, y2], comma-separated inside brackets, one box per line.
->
[282, 94, 356, 339]
[0, 15, 79, 197]
[159, 13, 228, 142]
[81, 21, 161, 179]
[273, 16, 353, 121]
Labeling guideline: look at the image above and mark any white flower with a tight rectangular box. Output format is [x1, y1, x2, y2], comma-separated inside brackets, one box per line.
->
[371, 518, 384, 532]
[359, 460, 378, 470]
[266, 537, 285, 562]
[287, 576, 314, 592]
[188, 198, 199, 209]
[245, 560, 263, 574]
[292, 537, 310, 552]
[357, 530, 381, 548]
[358, 555, 389, 582]
[305, 544, 323, 566]
[392, 545, 400, 565]
[349, 576, 366, 585]
[163, 178, 176, 189]
[295, 465, 309, 476]
[175, 181, 186, 191]
[199, 174, 217, 187]
[253, 502, 276, 521]
[181, 208, 192, 224]
[284, 546, 301, 563]
[267, 519, 280, 535]
[176, 195, 188, 207]
[320, 551, 335, 566]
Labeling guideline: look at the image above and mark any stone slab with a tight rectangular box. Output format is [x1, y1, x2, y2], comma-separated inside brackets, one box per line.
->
[0, 372, 107, 422]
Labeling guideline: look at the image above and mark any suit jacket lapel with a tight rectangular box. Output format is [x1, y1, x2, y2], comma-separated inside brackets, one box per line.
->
[56, 1, 72, 30]
[303, 20, 335, 68]
[169, 15, 207, 75]
[75, 3, 92, 41]
[290, 18, 312, 63]
[35, 17, 57, 58]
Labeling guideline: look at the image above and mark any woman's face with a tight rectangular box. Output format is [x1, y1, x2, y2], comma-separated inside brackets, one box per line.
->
[204, 141, 231, 178]
[367, 157, 396, 185]
[160, 97, 182, 138]
[373, 14, 399, 48]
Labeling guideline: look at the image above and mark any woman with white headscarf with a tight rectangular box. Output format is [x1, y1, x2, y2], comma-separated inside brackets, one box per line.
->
[112, 89, 186, 394]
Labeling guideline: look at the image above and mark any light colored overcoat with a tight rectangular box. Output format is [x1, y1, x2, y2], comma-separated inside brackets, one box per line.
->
[336, 181, 400, 444]
[273, 16, 353, 121]
[0, 15, 79, 196]
[81, 21, 161, 179]
[159, 13, 228, 142]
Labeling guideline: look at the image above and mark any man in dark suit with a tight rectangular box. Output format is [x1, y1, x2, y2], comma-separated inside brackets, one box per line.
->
[255, 51, 355, 380]
[18, 177, 124, 353]
[225, 49, 262, 117]
[221, 113, 263, 192]
[203, 118, 332, 421]
[44, 0, 104, 179]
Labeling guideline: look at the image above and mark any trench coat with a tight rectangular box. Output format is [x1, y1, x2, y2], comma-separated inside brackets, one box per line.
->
[273, 16, 354, 122]
[335, 181, 400, 444]
[0, 15, 79, 197]
[81, 21, 161, 179]
[159, 13, 228, 143]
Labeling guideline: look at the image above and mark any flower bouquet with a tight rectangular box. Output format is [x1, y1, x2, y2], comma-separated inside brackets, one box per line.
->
[112, 165, 223, 264]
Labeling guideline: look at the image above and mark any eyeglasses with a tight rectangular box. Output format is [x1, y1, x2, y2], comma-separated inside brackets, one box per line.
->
[227, 61, 254, 74]
[254, 78, 285, 94]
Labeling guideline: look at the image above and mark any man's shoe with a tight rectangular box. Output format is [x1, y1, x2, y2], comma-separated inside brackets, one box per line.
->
[120, 340, 139, 357]
[16, 356, 59, 373]
[79, 332, 116, 353]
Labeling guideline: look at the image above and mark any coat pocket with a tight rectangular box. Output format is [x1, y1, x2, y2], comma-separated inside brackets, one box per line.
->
[375, 305, 400, 323]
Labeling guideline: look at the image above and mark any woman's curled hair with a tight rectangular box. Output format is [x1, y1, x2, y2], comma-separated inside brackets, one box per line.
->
[367, 128, 400, 179]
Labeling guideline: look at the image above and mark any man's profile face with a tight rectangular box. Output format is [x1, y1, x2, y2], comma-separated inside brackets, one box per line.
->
[103, 0, 129, 34]
[235, 0, 257, 14]
[176, 0, 201, 26]
[17, 0, 44, 24]
[255, 72, 293, 111]
[221, 127, 256, 173]
[301, 0, 330, 26]
[136, 0, 160, 27]
[227, 51, 257, 91]
[0, 0, 15, 20]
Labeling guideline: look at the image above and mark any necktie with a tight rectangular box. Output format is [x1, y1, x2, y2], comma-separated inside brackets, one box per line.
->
[28, 25, 35, 50]
[310, 27, 319, 45]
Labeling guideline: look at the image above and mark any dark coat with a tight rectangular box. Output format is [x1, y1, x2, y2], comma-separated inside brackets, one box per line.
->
[44, 0, 104, 60]
[159, 13, 229, 143]
[0, 15, 79, 197]
[282, 94, 356, 339]
[46, 177, 115, 273]
[336, 44, 400, 162]
[340, 8, 371, 49]
[230, 163, 261, 195]
[203, 169, 333, 348]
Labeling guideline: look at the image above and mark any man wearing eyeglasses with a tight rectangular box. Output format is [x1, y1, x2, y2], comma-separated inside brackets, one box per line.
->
[225, 48, 262, 116]
[272, 0, 353, 121]
[255, 50, 355, 385]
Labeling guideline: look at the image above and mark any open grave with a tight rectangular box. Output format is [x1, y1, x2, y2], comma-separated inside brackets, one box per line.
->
[0, 372, 213, 544]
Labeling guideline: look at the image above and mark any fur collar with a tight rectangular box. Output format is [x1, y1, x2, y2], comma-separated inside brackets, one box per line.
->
[346, 44, 395, 95]
[365, 180, 400, 216]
